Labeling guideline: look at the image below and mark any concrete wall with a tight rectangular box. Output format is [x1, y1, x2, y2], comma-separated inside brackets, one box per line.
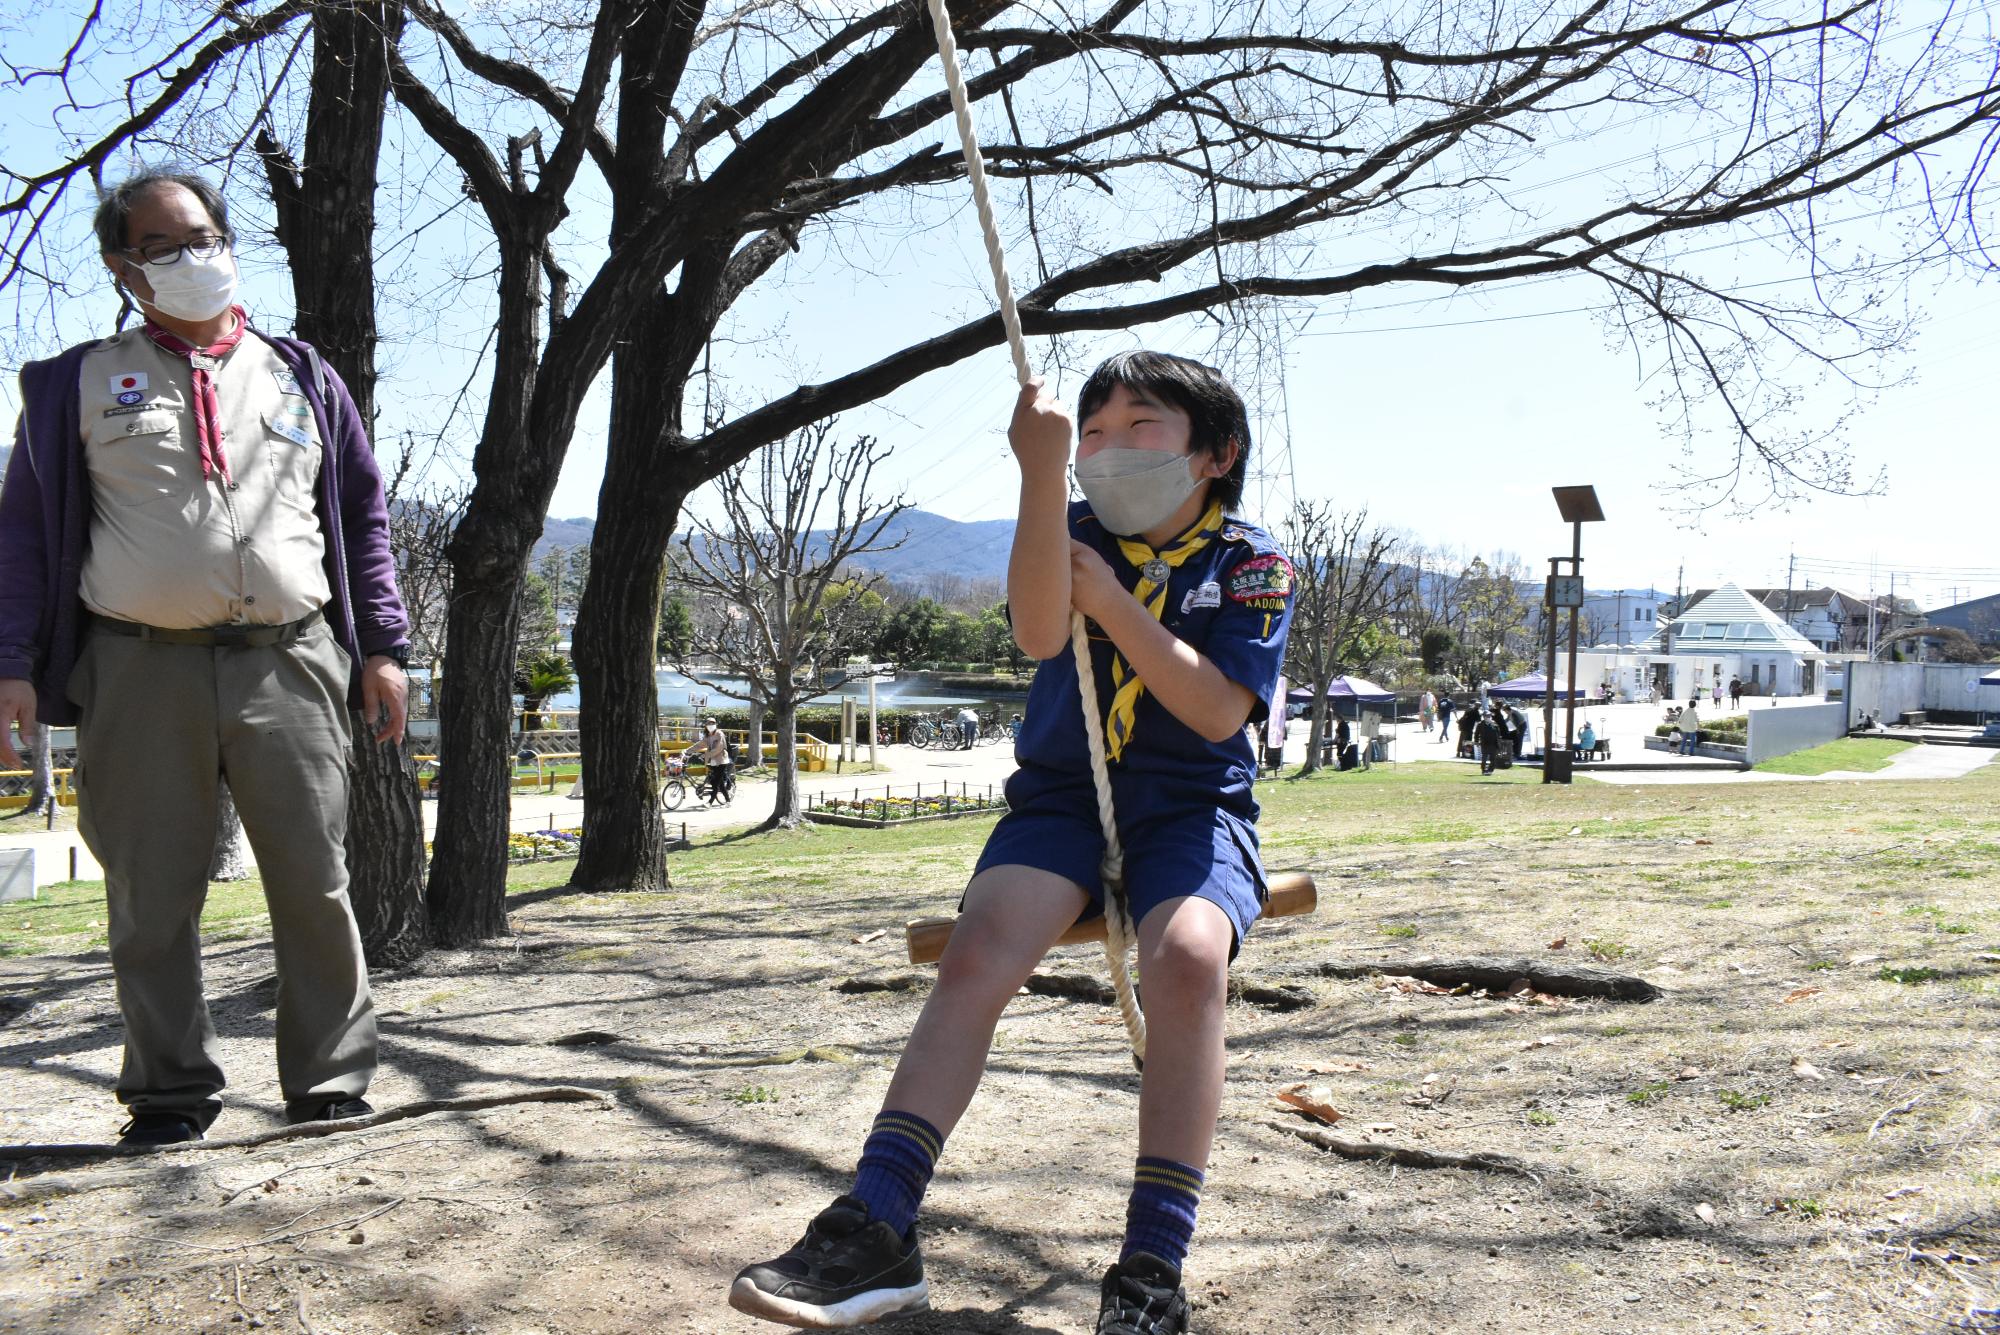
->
[1846, 661, 1992, 721]
[1745, 702, 1849, 765]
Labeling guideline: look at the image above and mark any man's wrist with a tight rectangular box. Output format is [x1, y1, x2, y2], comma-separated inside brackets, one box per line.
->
[366, 646, 411, 669]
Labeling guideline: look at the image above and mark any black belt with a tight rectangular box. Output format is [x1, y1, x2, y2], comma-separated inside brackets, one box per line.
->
[91, 608, 324, 648]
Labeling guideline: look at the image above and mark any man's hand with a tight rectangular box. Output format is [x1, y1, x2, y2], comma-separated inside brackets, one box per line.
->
[1068, 540, 1127, 622]
[360, 655, 408, 745]
[1008, 377, 1073, 479]
[0, 678, 36, 770]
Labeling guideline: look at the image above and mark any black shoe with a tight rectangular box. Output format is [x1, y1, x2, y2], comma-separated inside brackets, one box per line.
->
[729, 1195, 928, 1327]
[285, 1096, 375, 1125]
[118, 1111, 205, 1146]
[1097, 1253, 1190, 1334]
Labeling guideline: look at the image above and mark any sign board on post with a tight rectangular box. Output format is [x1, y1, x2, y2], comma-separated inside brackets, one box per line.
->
[0, 847, 34, 903]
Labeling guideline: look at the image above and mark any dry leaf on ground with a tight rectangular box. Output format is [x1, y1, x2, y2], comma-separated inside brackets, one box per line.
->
[1783, 986, 1822, 1004]
[1276, 1083, 1345, 1124]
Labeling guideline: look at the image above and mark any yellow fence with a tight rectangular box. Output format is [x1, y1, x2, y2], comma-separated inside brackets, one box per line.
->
[0, 768, 78, 811]
[412, 727, 830, 791]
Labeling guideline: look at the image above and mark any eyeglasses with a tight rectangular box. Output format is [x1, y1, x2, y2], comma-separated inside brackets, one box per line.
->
[121, 235, 229, 267]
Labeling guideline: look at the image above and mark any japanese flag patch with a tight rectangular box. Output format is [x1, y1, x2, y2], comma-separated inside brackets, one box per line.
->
[1227, 554, 1294, 607]
[110, 371, 148, 396]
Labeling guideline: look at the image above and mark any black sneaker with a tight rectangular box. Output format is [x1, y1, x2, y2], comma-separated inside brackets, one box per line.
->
[729, 1195, 928, 1327]
[117, 1111, 205, 1147]
[1097, 1252, 1190, 1334]
[285, 1096, 375, 1125]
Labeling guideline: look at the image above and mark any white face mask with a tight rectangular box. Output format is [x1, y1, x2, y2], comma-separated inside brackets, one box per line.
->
[127, 248, 238, 323]
[1074, 447, 1201, 537]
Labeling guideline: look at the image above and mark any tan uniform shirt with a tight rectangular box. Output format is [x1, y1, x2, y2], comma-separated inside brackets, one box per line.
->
[78, 326, 330, 629]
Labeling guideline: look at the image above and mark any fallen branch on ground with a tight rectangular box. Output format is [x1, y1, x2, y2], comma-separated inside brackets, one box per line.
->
[1267, 1118, 1545, 1180]
[1288, 956, 1662, 1002]
[0, 1087, 609, 1175]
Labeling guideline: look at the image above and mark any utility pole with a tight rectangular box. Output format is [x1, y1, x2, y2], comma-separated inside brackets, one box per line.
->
[1782, 551, 1796, 638]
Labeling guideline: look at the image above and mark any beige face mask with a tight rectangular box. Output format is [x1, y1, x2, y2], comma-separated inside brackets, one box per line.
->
[1074, 447, 1200, 536]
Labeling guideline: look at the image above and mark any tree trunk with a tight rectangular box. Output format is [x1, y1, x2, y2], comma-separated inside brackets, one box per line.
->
[259, 0, 427, 965]
[1299, 704, 1325, 778]
[427, 541, 526, 946]
[210, 780, 249, 881]
[767, 692, 802, 829]
[345, 733, 428, 966]
[23, 724, 54, 817]
[569, 459, 687, 893]
[746, 697, 765, 773]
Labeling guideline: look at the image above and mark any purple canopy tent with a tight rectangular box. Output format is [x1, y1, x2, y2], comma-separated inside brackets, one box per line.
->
[1486, 673, 1586, 701]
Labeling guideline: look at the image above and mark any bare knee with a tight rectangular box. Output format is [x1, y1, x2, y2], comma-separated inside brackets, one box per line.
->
[1139, 922, 1230, 1021]
[933, 922, 1037, 1008]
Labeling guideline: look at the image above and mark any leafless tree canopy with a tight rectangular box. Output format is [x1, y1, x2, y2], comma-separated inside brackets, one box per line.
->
[2, 1, 1995, 504]
[673, 420, 909, 827]
[1279, 501, 1401, 774]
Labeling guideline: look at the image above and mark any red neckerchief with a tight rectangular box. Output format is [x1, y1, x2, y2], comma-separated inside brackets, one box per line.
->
[141, 306, 249, 486]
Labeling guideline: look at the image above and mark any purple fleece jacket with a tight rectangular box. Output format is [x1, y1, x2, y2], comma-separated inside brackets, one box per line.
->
[0, 328, 410, 726]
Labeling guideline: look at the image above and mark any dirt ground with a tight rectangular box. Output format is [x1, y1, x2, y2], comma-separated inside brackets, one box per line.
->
[2, 762, 1996, 1334]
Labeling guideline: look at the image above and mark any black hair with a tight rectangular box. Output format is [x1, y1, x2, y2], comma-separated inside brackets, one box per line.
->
[94, 171, 234, 255]
[1076, 350, 1251, 511]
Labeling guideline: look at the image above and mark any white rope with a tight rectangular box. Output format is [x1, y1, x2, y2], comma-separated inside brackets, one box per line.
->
[925, 0, 1146, 1061]
[1068, 611, 1148, 1061]
[923, 0, 1031, 387]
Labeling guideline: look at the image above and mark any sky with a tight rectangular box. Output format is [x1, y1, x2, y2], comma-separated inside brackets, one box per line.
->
[5, 2, 1998, 614]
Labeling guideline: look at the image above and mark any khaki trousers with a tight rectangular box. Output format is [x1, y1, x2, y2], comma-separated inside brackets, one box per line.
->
[69, 620, 375, 1123]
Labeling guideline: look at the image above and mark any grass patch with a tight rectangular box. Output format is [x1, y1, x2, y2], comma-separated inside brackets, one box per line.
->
[1776, 1197, 1825, 1220]
[1627, 1081, 1672, 1106]
[1718, 1089, 1771, 1111]
[1379, 923, 1420, 939]
[0, 876, 270, 955]
[1879, 965, 1945, 984]
[1754, 736, 1915, 776]
[1583, 936, 1631, 962]
[1526, 1109, 1557, 1126]
[732, 1085, 780, 1104]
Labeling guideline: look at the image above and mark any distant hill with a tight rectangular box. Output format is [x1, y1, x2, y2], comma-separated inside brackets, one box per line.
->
[535, 515, 598, 558]
[532, 508, 1016, 585]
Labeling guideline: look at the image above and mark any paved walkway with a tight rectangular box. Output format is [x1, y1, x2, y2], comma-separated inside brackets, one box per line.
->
[1583, 740, 1997, 786]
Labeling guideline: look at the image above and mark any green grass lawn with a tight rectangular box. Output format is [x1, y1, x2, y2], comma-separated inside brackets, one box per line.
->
[1753, 735, 1916, 775]
[12, 755, 1994, 958]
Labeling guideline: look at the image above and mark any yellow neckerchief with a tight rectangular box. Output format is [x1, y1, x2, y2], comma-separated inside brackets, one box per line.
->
[1100, 501, 1227, 762]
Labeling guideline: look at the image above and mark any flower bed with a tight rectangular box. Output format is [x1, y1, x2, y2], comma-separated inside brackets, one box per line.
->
[806, 793, 1006, 828]
[508, 829, 583, 861]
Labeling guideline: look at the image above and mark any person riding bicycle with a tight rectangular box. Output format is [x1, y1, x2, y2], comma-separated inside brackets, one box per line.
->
[696, 717, 734, 804]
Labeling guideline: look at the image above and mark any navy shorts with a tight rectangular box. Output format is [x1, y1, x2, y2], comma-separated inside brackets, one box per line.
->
[972, 785, 1266, 958]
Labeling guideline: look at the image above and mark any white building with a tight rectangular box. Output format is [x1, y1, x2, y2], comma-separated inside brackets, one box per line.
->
[1575, 582, 1827, 701]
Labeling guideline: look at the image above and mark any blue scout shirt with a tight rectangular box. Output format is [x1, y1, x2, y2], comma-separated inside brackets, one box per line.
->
[1009, 501, 1294, 824]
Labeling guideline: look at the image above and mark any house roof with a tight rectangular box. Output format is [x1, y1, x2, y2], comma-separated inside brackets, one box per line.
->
[1666, 583, 1824, 656]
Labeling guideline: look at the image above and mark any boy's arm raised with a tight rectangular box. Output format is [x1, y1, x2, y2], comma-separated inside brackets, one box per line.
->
[1005, 379, 1075, 661]
[1069, 542, 1257, 743]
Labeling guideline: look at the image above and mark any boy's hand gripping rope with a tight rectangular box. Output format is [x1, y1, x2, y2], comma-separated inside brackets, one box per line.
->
[923, 0, 1146, 1063]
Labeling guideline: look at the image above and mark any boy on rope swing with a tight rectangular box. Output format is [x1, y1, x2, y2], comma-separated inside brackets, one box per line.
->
[729, 351, 1295, 1333]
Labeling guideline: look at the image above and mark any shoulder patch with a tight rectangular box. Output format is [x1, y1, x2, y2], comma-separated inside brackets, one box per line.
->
[1227, 553, 1294, 604]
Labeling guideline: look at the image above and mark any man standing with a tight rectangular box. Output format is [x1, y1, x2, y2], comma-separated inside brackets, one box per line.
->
[0, 172, 410, 1145]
